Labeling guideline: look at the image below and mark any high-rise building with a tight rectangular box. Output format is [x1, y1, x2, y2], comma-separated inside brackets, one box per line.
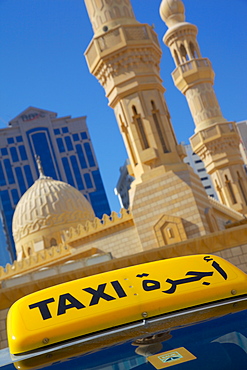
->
[183, 144, 218, 199]
[114, 160, 134, 209]
[0, 107, 110, 263]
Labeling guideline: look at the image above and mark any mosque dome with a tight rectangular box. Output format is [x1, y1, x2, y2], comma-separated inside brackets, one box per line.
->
[13, 171, 95, 260]
[160, 0, 185, 28]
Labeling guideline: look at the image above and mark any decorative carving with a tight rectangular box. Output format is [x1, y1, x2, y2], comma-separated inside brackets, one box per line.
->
[185, 83, 223, 126]
[84, 0, 135, 34]
[154, 214, 187, 247]
[94, 46, 161, 87]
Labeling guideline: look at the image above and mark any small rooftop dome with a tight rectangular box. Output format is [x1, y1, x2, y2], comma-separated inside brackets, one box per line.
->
[160, 0, 185, 28]
[13, 169, 95, 260]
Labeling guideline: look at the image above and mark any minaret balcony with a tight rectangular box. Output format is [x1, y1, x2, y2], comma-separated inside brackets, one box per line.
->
[190, 122, 239, 153]
[172, 58, 215, 93]
[85, 24, 161, 73]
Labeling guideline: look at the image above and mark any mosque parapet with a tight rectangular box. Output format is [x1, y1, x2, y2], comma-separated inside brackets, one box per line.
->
[62, 209, 133, 245]
[0, 209, 133, 281]
[0, 244, 71, 282]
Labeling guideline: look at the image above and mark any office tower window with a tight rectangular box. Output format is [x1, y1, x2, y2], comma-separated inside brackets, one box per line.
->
[0, 162, 6, 186]
[10, 147, 19, 162]
[62, 127, 69, 134]
[54, 128, 60, 135]
[57, 138, 66, 153]
[24, 165, 33, 187]
[4, 159, 15, 184]
[81, 132, 88, 140]
[19, 146, 28, 161]
[1, 148, 8, 156]
[76, 145, 87, 169]
[0, 190, 14, 260]
[84, 143, 95, 167]
[84, 173, 93, 189]
[89, 169, 110, 218]
[70, 156, 84, 190]
[7, 137, 14, 144]
[16, 136, 23, 143]
[65, 136, 73, 151]
[11, 189, 19, 206]
[62, 157, 75, 187]
[73, 133, 79, 141]
[28, 130, 58, 180]
[15, 167, 26, 195]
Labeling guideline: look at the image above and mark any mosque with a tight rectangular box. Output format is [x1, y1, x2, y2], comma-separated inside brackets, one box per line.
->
[0, 0, 247, 349]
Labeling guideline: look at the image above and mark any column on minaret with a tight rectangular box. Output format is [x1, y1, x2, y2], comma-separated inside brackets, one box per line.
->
[84, 0, 220, 251]
[160, 0, 247, 214]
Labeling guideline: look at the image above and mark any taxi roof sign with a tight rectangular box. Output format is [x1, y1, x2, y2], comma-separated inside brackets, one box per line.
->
[7, 255, 247, 355]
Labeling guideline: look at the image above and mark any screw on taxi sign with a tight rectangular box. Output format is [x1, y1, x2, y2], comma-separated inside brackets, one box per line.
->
[148, 347, 196, 369]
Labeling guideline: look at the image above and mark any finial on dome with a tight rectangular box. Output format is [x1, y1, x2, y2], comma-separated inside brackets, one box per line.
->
[160, 0, 185, 28]
[35, 155, 45, 179]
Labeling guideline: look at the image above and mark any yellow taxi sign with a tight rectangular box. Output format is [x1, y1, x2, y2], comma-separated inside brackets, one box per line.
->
[13, 297, 247, 370]
[7, 255, 247, 355]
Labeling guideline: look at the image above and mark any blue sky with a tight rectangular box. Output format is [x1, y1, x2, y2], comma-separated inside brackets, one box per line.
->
[0, 0, 246, 213]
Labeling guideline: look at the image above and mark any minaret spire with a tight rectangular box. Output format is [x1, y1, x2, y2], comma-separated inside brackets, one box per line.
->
[160, 0, 247, 214]
[35, 155, 46, 179]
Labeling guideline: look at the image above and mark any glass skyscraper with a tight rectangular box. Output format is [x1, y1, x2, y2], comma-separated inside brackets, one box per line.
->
[0, 107, 111, 264]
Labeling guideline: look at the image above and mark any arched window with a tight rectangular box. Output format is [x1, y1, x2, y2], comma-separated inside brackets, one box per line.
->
[215, 179, 226, 205]
[50, 238, 58, 247]
[132, 106, 138, 115]
[189, 42, 198, 59]
[180, 44, 189, 62]
[151, 101, 170, 153]
[237, 171, 247, 205]
[132, 105, 149, 150]
[225, 175, 237, 204]
[174, 49, 180, 65]
[167, 227, 174, 239]
[119, 114, 137, 166]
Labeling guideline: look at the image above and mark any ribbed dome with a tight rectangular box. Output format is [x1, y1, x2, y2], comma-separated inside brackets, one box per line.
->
[160, 0, 185, 28]
[13, 175, 95, 259]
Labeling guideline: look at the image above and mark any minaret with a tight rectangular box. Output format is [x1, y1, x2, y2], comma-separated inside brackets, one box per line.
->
[84, 0, 187, 185]
[84, 0, 219, 251]
[160, 0, 247, 214]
